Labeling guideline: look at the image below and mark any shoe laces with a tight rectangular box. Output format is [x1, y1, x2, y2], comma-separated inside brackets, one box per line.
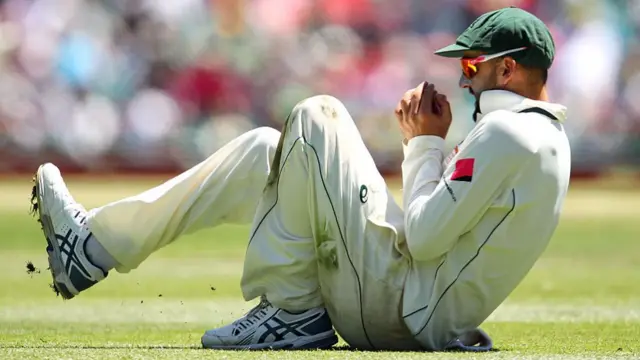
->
[73, 208, 88, 226]
[63, 204, 87, 225]
[233, 296, 272, 333]
[58, 184, 88, 226]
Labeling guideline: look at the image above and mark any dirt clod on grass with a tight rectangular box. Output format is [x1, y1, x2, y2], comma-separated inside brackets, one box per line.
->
[25, 261, 40, 275]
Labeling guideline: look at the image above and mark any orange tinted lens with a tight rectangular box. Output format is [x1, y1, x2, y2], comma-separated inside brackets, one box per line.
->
[460, 59, 477, 79]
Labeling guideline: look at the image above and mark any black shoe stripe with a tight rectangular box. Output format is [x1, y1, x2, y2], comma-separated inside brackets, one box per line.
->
[257, 312, 321, 343]
[55, 230, 93, 280]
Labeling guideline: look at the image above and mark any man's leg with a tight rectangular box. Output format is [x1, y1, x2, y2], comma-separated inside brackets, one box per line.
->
[31, 127, 280, 299]
[202, 96, 423, 350]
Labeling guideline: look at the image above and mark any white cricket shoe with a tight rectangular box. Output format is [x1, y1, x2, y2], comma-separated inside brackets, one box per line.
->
[30, 163, 107, 299]
[201, 297, 338, 350]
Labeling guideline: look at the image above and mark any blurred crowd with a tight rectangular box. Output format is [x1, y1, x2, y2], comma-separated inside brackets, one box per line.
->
[0, 0, 638, 175]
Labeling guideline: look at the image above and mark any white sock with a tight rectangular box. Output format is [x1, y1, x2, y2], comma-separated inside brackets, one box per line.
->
[85, 235, 118, 272]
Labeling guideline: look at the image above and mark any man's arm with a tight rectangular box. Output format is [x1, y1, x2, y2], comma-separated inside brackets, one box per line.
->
[402, 114, 533, 262]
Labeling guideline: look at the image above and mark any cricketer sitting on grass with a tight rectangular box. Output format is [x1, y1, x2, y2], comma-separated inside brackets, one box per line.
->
[30, 7, 571, 352]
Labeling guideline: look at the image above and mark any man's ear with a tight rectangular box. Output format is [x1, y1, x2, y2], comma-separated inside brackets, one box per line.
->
[500, 57, 517, 84]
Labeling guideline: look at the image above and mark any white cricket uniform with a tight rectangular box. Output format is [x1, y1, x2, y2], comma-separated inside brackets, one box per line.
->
[87, 90, 570, 351]
[400, 89, 571, 350]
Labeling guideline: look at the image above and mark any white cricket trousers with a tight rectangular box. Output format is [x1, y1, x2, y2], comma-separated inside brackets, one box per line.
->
[88, 95, 422, 350]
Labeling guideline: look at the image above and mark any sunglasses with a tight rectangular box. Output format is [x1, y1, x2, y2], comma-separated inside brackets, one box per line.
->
[460, 47, 527, 79]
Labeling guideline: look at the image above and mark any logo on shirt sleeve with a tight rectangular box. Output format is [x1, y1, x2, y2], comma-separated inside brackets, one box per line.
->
[450, 158, 475, 182]
[443, 142, 463, 168]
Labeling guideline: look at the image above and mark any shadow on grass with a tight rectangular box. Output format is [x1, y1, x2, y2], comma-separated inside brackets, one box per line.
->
[0, 345, 202, 350]
[327, 346, 501, 353]
[0, 344, 501, 353]
[0, 345, 333, 350]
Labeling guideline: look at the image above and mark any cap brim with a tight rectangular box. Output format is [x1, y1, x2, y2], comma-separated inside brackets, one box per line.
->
[434, 43, 470, 58]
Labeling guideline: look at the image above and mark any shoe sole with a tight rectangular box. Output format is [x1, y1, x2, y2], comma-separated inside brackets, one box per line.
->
[201, 330, 338, 350]
[30, 164, 75, 300]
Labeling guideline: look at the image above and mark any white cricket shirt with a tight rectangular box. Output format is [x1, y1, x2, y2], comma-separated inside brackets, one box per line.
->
[399, 90, 571, 350]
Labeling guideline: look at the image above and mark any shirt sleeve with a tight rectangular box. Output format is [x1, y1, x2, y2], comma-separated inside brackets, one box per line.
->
[401, 114, 533, 262]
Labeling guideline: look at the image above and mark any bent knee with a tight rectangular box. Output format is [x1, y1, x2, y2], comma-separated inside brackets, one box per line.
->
[245, 127, 280, 151]
[291, 95, 350, 124]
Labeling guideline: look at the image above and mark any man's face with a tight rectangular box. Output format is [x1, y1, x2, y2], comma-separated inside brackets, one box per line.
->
[458, 51, 501, 101]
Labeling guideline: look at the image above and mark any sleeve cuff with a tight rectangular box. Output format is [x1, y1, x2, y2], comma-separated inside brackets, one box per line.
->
[402, 135, 446, 157]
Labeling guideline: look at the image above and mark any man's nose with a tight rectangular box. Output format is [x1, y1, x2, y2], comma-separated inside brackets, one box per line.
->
[459, 74, 471, 88]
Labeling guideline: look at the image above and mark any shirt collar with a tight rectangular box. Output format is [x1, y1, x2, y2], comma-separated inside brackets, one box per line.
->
[474, 90, 567, 123]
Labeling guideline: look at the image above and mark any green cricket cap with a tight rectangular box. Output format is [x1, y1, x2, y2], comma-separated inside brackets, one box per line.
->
[434, 6, 555, 69]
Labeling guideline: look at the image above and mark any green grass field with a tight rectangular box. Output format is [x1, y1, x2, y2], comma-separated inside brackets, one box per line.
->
[1, 176, 639, 359]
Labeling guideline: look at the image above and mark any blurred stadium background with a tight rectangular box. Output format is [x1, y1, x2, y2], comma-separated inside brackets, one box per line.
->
[2, 2, 640, 357]
[0, 0, 637, 178]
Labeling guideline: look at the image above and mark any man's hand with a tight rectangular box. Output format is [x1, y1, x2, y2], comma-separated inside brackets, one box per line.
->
[395, 82, 452, 142]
